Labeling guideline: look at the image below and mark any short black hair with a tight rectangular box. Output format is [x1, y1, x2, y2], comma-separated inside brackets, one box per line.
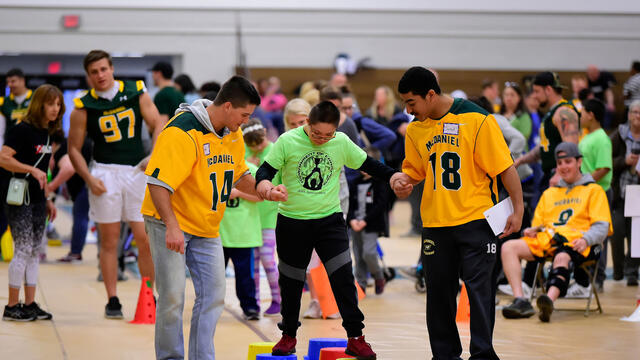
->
[319, 86, 342, 102]
[469, 96, 493, 114]
[174, 74, 196, 94]
[83, 50, 112, 72]
[6, 68, 25, 79]
[578, 88, 592, 101]
[481, 79, 497, 90]
[151, 61, 174, 80]
[583, 98, 605, 124]
[632, 61, 640, 73]
[213, 76, 261, 108]
[308, 101, 340, 126]
[398, 66, 441, 97]
[200, 81, 221, 94]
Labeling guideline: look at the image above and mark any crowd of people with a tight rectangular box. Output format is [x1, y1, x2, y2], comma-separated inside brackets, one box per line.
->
[0, 50, 639, 359]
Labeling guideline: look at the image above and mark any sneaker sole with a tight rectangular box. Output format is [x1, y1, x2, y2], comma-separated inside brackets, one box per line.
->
[105, 313, 124, 319]
[502, 307, 535, 319]
[272, 349, 296, 356]
[3, 316, 37, 322]
[537, 296, 554, 322]
[345, 349, 376, 360]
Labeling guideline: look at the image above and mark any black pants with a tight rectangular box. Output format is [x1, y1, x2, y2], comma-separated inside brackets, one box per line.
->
[223, 247, 259, 314]
[275, 213, 364, 338]
[422, 219, 499, 360]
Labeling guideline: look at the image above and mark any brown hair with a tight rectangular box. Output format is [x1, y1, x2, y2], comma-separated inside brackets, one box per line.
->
[83, 50, 112, 72]
[241, 118, 266, 147]
[22, 84, 65, 135]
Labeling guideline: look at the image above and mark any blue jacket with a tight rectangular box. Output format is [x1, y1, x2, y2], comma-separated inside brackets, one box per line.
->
[350, 112, 396, 152]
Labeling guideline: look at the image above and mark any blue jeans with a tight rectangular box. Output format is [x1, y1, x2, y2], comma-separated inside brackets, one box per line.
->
[70, 186, 90, 255]
[145, 217, 226, 360]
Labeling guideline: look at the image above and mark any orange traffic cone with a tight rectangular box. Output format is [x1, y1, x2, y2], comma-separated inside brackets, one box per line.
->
[308, 263, 365, 319]
[129, 276, 155, 324]
[455, 283, 470, 323]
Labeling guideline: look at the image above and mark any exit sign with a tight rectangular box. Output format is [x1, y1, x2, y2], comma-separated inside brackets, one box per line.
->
[62, 15, 80, 29]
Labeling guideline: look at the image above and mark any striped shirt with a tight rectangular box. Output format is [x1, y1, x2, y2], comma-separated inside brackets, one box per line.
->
[623, 73, 640, 106]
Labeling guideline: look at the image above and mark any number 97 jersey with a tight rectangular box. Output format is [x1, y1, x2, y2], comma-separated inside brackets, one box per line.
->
[402, 98, 513, 228]
[74, 80, 146, 166]
[140, 111, 249, 239]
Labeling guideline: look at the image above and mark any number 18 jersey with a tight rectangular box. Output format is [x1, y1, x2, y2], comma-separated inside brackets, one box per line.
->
[402, 98, 513, 228]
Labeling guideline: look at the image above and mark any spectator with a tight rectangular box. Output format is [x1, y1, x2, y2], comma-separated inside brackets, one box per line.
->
[151, 61, 185, 124]
[501, 82, 533, 151]
[571, 74, 589, 112]
[0, 68, 33, 141]
[587, 65, 616, 129]
[283, 98, 311, 131]
[341, 92, 396, 153]
[174, 74, 199, 104]
[0, 84, 63, 322]
[610, 100, 640, 286]
[366, 85, 402, 126]
[329, 73, 348, 88]
[623, 61, 640, 109]
[501, 142, 611, 322]
[482, 79, 501, 113]
[199, 81, 221, 98]
[261, 76, 287, 113]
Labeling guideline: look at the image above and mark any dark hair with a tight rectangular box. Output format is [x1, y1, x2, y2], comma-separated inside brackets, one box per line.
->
[308, 101, 340, 126]
[500, 82, 526, 116]
[203, 91, 218, 101]
[83, 50, 112, 72]
[578, 88, 592, 102]
[398, 66, 441, 97]
[174, 74, 196, 94]
[532, 71, 564, 95]
[632, 61, 640, 73]
[199, 81, 221, 94]
[213, 76, 261, 108]
[241, 118, 266, 147]
[584, 98, 605, 124]
[151, 61, 173, 80]
[481, 79, 497, 90]
[319, 86, 342, 102]
[469, 96, 494, 114]
[23, 84, 65, 135]
[6, 68, 25, 79]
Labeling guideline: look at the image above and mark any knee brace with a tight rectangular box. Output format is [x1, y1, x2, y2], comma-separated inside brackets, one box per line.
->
[547, 266, 570, 297]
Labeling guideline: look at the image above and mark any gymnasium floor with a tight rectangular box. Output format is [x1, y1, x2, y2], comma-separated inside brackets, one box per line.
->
[1, 201, 639, 360]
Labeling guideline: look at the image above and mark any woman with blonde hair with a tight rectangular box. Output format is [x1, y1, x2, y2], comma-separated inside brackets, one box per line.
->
[1, 84, 63, 321]
[284, 98, 312, 131]
[367, 85, 402, 125]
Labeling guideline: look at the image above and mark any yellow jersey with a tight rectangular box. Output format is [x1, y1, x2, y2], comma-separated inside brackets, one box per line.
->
[140, 111, 249, 238]
[402, 98, 513, 227]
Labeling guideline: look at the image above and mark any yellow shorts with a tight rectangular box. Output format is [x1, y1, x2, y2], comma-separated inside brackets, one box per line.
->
[522, 228, 590, 259]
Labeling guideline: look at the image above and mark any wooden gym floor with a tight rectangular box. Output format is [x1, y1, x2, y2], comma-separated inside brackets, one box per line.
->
[1, 200, 639, 360]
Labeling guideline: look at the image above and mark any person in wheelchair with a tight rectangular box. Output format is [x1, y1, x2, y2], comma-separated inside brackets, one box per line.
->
[500, 142, 612, 322]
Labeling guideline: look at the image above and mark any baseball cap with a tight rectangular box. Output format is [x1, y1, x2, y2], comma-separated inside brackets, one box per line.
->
[532, 71, 567, 89]
[555, 142, 582, 160]
[150, 61, 173, 79]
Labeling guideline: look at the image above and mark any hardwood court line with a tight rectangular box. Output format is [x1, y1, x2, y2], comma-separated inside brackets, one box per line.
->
[39, 277, 69, 360]
[223, 306, 272, 342]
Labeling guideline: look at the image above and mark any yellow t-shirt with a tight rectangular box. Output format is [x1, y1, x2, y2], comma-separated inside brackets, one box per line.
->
[140, 111, 249, 238]
[402, 98, 513, 227]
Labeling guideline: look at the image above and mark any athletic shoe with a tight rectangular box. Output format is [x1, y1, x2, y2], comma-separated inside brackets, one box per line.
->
[303, 300, 322, 319]
[57, 253, 82, 263]
[24, 302, 52, 320]
[263, 302, 280, 316]
[502, 297, 535, 319]
[497, 282, 532, 298]
[105, 296, 124, 319]
[345, 335, 377, 360]
[3, 304, 36, 322]
[627, 277, 639, 286]
[326, 312, 341, 319]
[565, 283, 592, 298]
[243, 309, 260, 321]
[272, 334, 296, 356]
[374, 278, 385, 295]
[536, 294, 554, 322]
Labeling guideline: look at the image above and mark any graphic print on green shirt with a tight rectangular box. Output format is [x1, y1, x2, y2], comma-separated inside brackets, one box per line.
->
[74, 80, 146, 166]
[265, 126, 366, 220]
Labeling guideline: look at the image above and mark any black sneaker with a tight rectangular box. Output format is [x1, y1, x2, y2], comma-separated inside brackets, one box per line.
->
[3, 304, 37, 322]
[627, 277, 639, 287]
[105, 296, 124, 319]
[536, 294, 554, 322]
[502, 297, 535, 319]
[243, 309, 260, 321]
[24, 302, 52, 320]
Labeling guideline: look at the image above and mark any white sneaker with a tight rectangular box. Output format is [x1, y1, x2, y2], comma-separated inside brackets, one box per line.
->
[498, 283, 531, 298]
[565, 283, 592, 298]
[303, 300, 322, 319]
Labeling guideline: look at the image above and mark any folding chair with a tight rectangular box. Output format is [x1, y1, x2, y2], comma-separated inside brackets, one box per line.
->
[529, 244, 603, 316]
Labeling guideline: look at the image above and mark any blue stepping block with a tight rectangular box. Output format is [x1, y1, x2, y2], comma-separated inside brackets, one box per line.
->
[256, 354, 297, 359]
[307, 338, 348, 360]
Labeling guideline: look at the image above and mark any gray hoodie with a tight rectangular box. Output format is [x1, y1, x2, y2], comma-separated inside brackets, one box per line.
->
[555, 173, 609, 246]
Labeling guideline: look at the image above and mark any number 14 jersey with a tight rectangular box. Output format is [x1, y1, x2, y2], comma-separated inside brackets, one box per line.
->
[402, 98, 513, 228]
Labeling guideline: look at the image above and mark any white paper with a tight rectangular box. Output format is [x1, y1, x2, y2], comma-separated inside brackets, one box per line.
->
[625, 185, 640, 217]
[632, 217, 640, 258]
[483, 197, 514, 236]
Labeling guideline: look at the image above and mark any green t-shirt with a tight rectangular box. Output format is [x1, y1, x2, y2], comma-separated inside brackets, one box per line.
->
[246, 142, 278, 229]
[265, 126, 367, 220]
[509, 112, 532, 151]
[154, 86, 185, 118]
[579, 128, 612, 191]
[219, 162, 263, 248]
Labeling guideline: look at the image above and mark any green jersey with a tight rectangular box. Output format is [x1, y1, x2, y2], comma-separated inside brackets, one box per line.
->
[153, 86, 185, 118]
[0, 89, 33, 138]
[579, 128, 612, 191]
[539, 99, 578, 174]
[265, 126, 367, 220]
[219, 163, 263, 248]
[246, 142, 278, 229]
[74, 80, 146, 166]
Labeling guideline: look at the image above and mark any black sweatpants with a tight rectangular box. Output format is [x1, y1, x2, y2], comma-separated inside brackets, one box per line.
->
[275, 213, 364, 338]
[422, 219, 500, 360]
